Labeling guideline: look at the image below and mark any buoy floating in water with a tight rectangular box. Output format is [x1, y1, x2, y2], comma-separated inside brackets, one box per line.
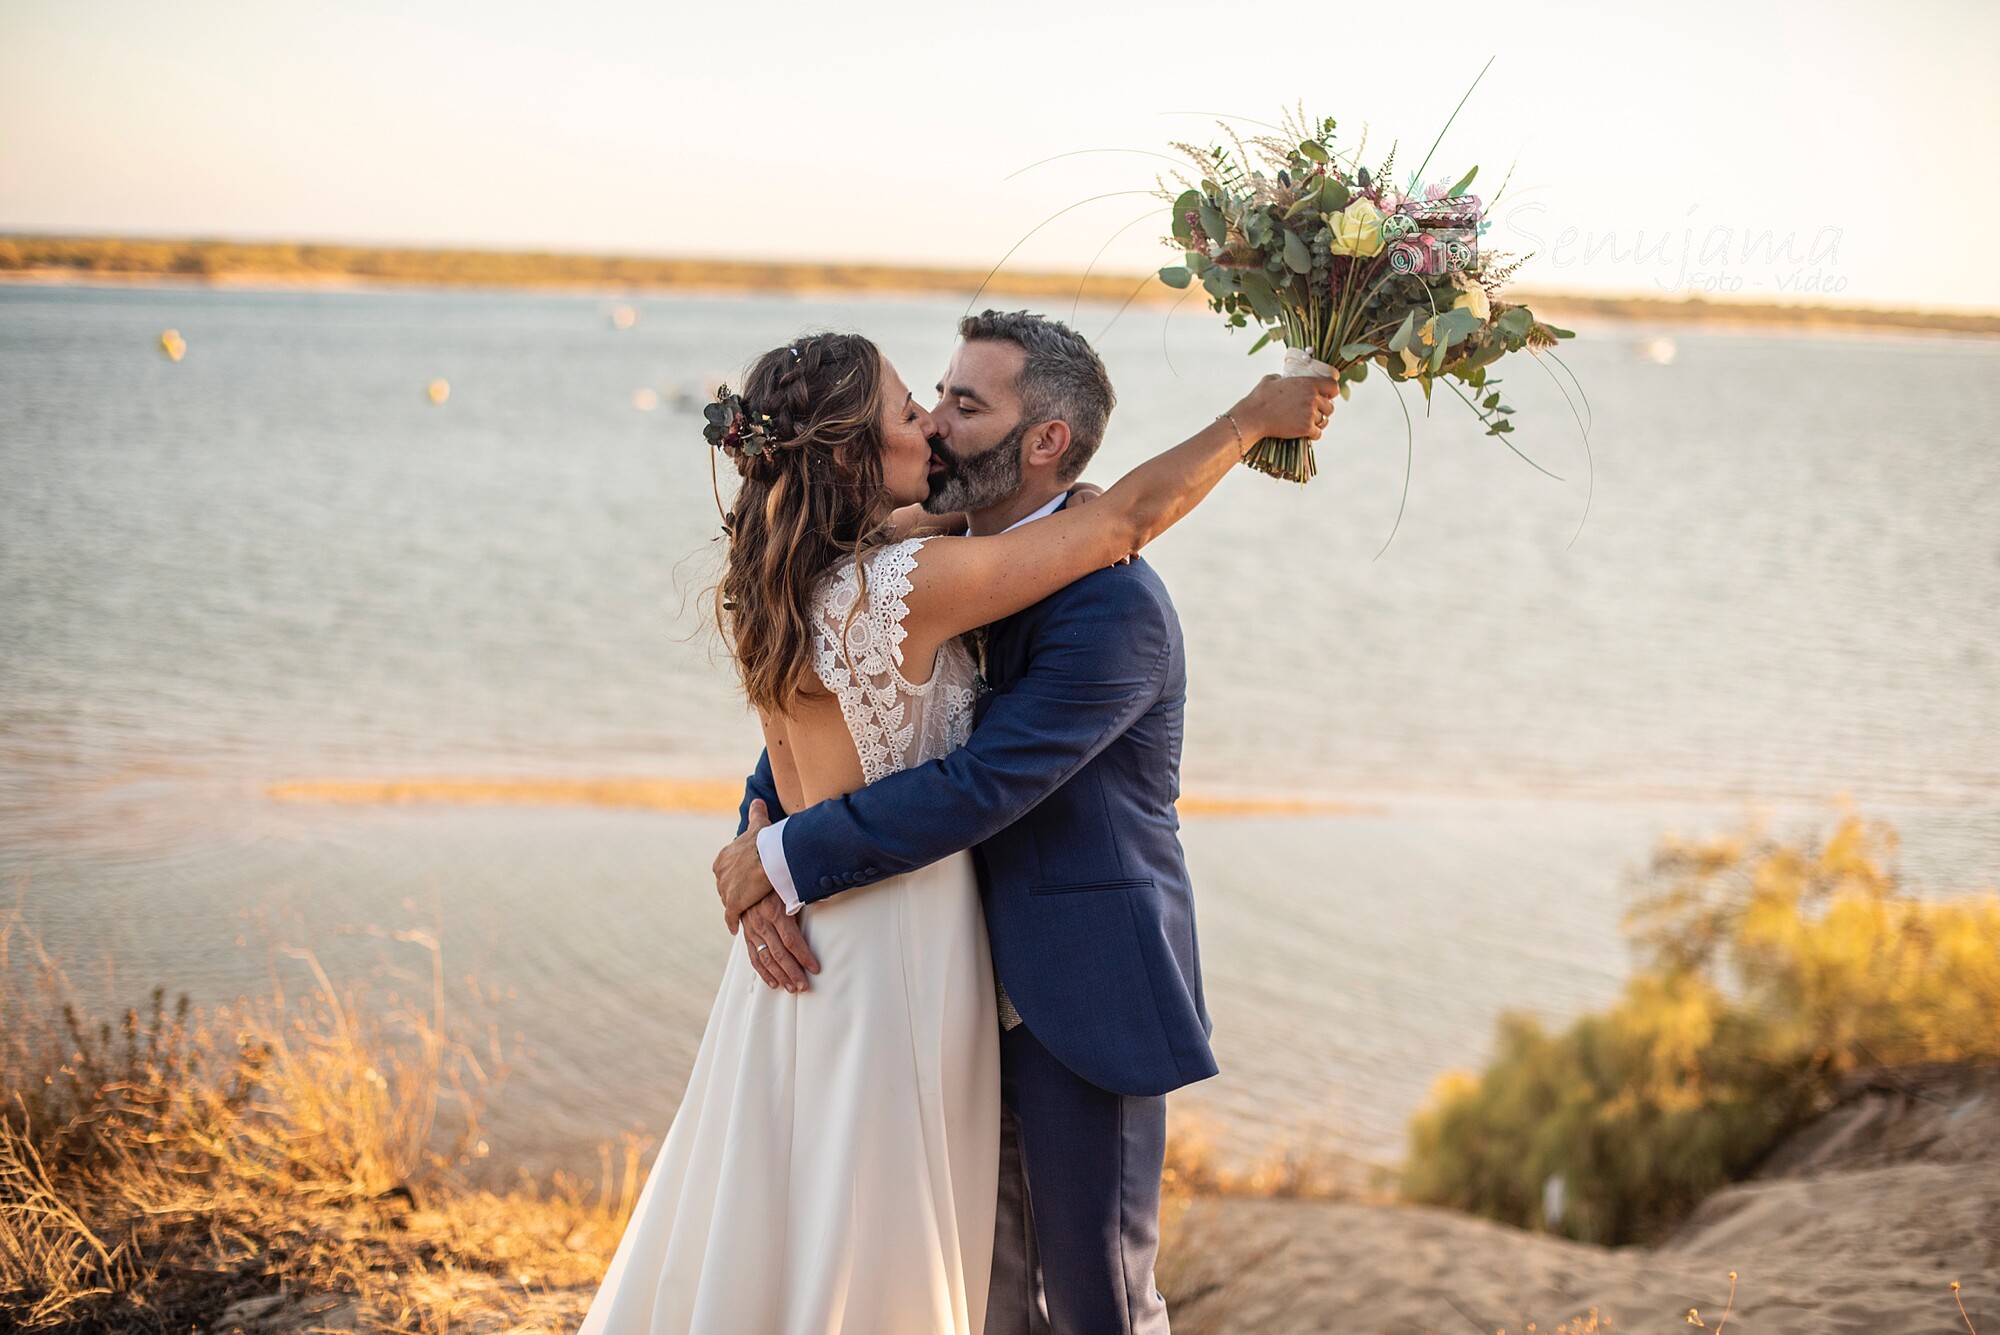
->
[632, 388, 659, 411]
[426, 378, 450, 404]
[158, 329, 186, 361]
[611, 305, 638, 330]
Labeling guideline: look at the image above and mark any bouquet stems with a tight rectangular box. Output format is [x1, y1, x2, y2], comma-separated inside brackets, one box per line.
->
[1244, 434, 1317, 484]
[1247, 333, 1333, 484]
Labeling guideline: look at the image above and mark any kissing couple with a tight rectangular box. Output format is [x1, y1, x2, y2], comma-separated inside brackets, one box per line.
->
[579, 310, 1337, 1334]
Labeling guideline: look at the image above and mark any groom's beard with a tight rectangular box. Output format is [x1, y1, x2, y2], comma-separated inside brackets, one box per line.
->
[924, 421, 1027, 514]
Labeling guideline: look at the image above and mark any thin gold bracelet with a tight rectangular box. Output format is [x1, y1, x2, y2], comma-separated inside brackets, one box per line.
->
[1217, 411, 1246, 453]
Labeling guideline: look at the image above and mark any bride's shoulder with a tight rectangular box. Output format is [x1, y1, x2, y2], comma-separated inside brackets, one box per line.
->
[859, 536, 933, 598]
[868, 534, 935, 565]
[824, 536, 932, 581]
[816, 537, 933, 609]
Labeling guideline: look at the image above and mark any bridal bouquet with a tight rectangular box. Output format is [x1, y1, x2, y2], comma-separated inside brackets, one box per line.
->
[1158, 110, 1574, 484]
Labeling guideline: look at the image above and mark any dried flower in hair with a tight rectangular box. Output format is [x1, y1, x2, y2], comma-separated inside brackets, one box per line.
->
[702, 385, 779, 459]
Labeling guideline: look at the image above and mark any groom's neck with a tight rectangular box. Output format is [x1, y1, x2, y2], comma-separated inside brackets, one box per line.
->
[964, 482, 1068, 537]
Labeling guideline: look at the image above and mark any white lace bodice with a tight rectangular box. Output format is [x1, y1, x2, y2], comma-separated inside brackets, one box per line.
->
[810, 537, 978, 786]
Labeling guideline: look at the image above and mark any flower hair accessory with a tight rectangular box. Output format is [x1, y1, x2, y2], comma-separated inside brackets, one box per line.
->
[702, 384, 780, 459]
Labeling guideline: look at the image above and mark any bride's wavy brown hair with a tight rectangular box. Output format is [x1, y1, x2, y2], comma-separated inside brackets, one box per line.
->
[713, 332, 896, 715]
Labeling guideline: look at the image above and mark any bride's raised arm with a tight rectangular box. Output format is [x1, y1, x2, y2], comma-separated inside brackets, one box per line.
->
[900, 370, 1336, 647]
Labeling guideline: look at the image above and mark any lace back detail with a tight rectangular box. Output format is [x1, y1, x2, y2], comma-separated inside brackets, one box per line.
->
[809, 538, 977, 786]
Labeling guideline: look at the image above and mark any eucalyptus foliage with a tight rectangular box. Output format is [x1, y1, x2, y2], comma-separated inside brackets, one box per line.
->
[1159, 111, 1573, 488]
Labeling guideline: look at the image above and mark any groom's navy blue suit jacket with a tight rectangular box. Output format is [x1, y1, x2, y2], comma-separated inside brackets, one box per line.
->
[737, 548, 1217, 1099]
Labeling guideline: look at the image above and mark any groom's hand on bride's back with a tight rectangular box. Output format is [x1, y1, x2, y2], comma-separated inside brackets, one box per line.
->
[715, 800, 821, 990]
[715, 798, 777, 931]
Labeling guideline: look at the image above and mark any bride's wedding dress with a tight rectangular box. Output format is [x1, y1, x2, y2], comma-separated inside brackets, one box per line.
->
[578, 537, 1000, 1335]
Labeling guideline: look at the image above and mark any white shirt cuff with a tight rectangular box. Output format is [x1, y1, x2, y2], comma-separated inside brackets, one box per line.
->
[756, 818, 802, 915]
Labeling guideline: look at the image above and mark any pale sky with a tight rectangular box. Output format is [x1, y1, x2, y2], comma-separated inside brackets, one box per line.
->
[3, 0, 1995, 311]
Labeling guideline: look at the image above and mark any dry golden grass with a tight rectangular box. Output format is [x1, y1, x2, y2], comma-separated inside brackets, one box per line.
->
[1480, 1310, 1617, 1335]
[1160, 1114, 1373, 1203]
[0, 902, 647, 1333]
[15, 872, 1973, 1334]
[0, 900, 1371, 1333]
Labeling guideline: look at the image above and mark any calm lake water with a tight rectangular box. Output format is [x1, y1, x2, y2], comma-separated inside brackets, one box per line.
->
[2, 282, 1996, 1177]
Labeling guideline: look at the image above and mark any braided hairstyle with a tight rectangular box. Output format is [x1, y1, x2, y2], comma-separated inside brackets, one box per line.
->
[714, 332, 895, 714]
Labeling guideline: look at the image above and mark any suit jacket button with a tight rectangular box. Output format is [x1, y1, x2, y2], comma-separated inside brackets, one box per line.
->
[818, 876, 833, 890]
[864, 866, 879, 877]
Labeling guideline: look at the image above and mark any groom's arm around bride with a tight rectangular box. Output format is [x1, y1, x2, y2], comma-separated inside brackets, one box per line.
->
[711, 303, 1336, 1093]
[719, 524, 1212, 1094]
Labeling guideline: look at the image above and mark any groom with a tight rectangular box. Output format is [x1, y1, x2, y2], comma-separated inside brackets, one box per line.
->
[713, 309, 1224, 1334]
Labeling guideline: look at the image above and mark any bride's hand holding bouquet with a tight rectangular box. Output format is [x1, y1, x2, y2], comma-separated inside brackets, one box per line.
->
[1158, 109, 1575, 488]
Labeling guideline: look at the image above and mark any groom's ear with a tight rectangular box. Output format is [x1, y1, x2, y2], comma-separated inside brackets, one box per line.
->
[1025, 419, 1072, 474]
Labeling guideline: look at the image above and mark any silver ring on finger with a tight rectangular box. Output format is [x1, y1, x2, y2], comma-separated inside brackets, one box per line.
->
[755, 941, 770, 953]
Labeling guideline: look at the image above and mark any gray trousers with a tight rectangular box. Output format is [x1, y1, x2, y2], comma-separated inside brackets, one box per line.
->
[984, 1102, 1052, 1335]
[982, 1043, 1172, 1335]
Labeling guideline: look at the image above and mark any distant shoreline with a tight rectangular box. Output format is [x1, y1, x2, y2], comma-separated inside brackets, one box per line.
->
[5, 234, 1998, 337]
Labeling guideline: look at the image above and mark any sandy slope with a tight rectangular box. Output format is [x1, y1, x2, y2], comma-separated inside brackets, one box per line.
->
[1163, 1064, 2000, 1335]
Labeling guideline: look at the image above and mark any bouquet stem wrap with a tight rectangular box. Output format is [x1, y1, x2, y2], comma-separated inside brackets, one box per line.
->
[1247, 347, 1340, 484]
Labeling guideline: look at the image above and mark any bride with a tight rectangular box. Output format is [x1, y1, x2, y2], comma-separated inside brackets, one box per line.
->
[578, 329, 1332, 1334]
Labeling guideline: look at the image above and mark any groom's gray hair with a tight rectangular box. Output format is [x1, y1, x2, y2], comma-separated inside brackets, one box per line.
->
[958, 310, 1116, 483]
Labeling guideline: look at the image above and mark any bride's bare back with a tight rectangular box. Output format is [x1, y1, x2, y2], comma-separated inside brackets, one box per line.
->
[759, 537, 979, 813]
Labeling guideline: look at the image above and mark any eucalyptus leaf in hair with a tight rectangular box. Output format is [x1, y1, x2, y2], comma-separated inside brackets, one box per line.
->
[703, 383, 779, 460]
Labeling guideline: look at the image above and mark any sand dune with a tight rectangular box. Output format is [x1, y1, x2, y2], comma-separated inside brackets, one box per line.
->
[1162, 1064, 1999, 1334]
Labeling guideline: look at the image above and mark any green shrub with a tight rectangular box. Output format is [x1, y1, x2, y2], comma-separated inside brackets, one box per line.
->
[1402, 809, 2000, 1244]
